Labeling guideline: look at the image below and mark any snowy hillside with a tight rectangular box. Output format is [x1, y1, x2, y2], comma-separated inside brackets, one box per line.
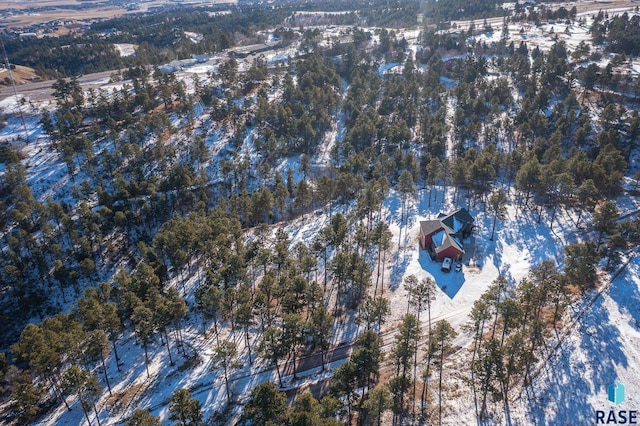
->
[1, 0, 640, 425]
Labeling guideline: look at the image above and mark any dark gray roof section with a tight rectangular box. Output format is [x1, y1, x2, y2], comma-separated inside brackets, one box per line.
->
[440, 208, 474, 230]
[420, 219, 447, 237]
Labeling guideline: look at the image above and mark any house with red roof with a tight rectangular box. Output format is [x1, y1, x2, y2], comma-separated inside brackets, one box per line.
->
[419, 208, 475, 261]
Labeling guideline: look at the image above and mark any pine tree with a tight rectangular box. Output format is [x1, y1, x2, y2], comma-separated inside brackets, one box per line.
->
[235, 296, 255, 365]
[295, 180, 313, 214]
[85, 330, 112, 396]
[357, 295, 390, 332]
[391, 314, 420, 423]
[165, 287, 188, 356]
[371, 221, 392, 297]
[154, 296, 176, 366]
[8, 370, 43, 424]
[593, 200, 619, 248]
[488, 188, 508, 241]
[282, 313, 305, 379]
[195, 283, 223, 341]
[398, 169, 415, 233]
[131, 305, 155, 378]
[332, 360, 359, 423]
[61, 366, 103, 426]
[169, 388, 202, 426]
[126, 409, 161, 426]
[404, 275, 418, 315]
[575, 179, 598, 228]
[309, 306, 333, 371]
[242, 382, 288, 426]
[425, 157, 441, 207]
[11, 323, 70, 411]
[290, 392, 319, 426]
[259, 326, 286, 387]
[564, 242, 599, 290]
[408, 276, 437, 419]
[352, 330, 383, 395]
[300, 154, 311, 180]
[432, 320, 457, 426]
[212, 341, 240, 404]
[362, 386, 392, 426]
[465, 298, 490, 422]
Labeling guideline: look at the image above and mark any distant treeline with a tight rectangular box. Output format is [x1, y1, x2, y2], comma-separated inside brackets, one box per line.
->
[4, 0, 510, 77]
[3, 6, 287, 78]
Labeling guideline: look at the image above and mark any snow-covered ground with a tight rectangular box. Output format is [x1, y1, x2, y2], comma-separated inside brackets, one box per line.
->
[114, 44, 137, 57]
[521, 253, 640, 425]
[21, 172, 640, 425]
[381, 186, 640, 425]
[2, 8, 640, 424]
[184, 32, 203, 44]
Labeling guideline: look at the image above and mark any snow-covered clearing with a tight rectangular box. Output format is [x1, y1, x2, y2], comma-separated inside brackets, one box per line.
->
[183, 64, 216, 75]
[184, 32, 203, 44]
[263, 45, 298, 67]
[114, 43, 137, 57]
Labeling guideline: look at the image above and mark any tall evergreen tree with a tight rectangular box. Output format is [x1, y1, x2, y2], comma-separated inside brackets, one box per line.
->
[432, 320, 457, 426]
[488, 188, 508, 241]
[169, 388, 202, 426]
[391, 314, 420, 423]
[126, 409, 161, 426]
[362, 386, 392, 426]
[242, 382, 288, 426]
[212, 341, 240, 404]
[61, 366, 103, 426]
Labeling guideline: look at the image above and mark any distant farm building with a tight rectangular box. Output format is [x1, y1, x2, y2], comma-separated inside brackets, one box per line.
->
[159, 64, 178, 73]
[419, 208, 475, 261]
[227, 44, 272, 58]
[192, 54, 209, 63]
[178, 58, 197, 68]
[158, 58, 199, 74]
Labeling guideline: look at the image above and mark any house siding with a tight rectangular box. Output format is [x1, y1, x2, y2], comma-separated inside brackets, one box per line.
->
[435, 246, 463, 261]
[419, 230, 434, 249]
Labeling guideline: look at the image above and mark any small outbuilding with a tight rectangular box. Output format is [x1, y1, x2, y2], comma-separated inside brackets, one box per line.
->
[159, 64, 178, 73]
[227, 43, 272, 58]
[192, 54, 209, 63]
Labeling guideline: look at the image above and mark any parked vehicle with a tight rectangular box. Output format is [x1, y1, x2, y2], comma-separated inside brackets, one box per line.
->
[441, 257, 452, 272]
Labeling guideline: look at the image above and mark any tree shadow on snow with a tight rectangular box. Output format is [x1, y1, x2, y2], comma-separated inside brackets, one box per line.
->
[608, 260, 640, 347]
[389, 247, 414, 291]
[417, 249, 465, 298]
[491, 209, 566, 274]
[526, 296, 627, 425]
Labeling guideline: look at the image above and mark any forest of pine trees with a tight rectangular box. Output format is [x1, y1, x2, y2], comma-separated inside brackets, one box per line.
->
[1, 0, 640, 423]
